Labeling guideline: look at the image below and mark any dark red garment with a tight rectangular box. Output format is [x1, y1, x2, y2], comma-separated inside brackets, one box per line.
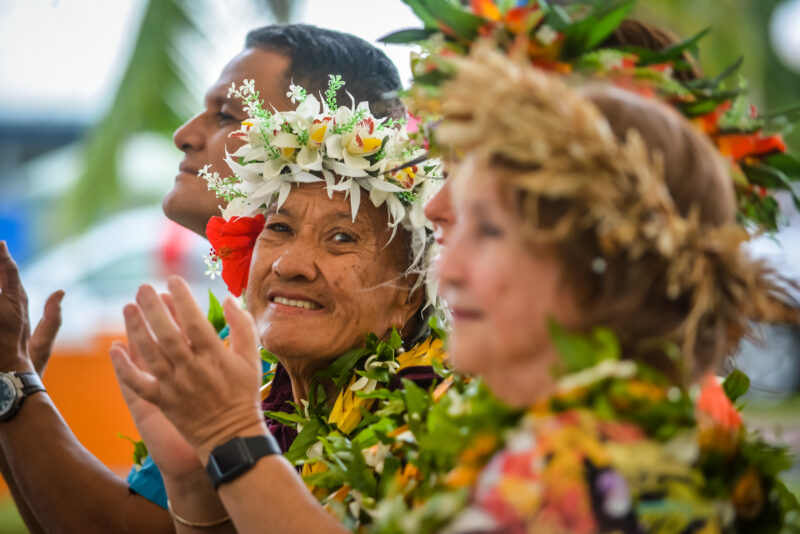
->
[261, 363, 440, 453]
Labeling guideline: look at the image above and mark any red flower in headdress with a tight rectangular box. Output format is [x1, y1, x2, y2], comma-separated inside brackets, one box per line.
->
[206, 214, 265, 297]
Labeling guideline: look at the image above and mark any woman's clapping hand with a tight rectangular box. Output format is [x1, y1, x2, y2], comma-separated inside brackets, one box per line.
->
[109, 276, 266, 465]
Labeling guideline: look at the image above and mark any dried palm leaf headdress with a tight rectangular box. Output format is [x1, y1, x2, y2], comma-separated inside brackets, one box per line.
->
[437, 44, 798, 376]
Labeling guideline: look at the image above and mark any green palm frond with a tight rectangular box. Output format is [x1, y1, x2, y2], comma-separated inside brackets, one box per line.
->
[62, 0, 199, 235]
[62, 0, 302, 237]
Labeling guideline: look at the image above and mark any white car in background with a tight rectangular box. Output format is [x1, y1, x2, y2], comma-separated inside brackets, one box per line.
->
[21, 206, 229, 348]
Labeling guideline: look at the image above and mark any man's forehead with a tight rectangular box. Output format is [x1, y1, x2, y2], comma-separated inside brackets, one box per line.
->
[206, 48, 290, 105]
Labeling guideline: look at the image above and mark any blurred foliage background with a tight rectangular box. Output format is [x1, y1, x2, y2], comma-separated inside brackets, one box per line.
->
[61, 0, 299, 236]
[638, 0, 800, 148]
[56, 0, 800, 240]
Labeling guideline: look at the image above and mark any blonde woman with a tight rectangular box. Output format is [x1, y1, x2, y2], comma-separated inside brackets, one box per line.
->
[109, 47, 800, 533]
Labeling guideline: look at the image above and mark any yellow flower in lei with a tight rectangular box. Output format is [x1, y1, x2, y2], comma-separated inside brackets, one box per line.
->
[327, 337, 445, 435]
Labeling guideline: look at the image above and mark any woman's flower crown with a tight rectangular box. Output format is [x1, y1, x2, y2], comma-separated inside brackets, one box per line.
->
[201, 75, 442, 302]
[383, 0, 800, 232]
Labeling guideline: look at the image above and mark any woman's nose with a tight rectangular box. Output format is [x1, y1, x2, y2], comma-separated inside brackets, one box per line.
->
[173, 112, 206, 153]
[272, 243, 318, 282]
[424, 179, 455, 246]
[436, 225, 468, 295]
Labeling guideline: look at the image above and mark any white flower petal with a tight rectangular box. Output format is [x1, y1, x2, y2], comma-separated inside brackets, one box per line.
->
[349, 181, 361, 221]
[276, 181, 293, 210]
[273, 132, 301, 148]
[367, 177, 405, 193]
[296, 94, 321, 120]
[327, 159, 367, 178]
[321, 168, 336, 198]
[325, 134, 344, 159]
[296, 146, 323, 171]
[342, 150, 371, 171]
[350, 375, 370, 391]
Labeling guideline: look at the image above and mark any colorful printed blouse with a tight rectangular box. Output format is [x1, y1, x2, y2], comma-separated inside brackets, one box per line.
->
[441, 370, 798, 534]
[311, 327, 798, 533]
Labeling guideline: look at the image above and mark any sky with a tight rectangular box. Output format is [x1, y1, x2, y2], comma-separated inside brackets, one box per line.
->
[0, 0, 422, 121]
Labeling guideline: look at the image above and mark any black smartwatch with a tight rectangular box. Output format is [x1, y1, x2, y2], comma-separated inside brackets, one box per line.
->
[0, 371, 45, 422]
[206, 435, 282, 490]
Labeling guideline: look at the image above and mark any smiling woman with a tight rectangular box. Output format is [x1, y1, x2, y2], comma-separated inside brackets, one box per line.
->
[248, 183, 421, 381]
[107, 73, 445, 533]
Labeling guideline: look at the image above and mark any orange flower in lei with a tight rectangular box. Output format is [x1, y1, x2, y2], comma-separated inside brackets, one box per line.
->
[696, 374, 742, 432]
[205, 214, 265, 297]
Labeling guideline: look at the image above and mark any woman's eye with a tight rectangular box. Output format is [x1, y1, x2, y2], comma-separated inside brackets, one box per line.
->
[332, 232, 357, 243]
[477, 222, 504, 238]
[267, 222, 291, 234]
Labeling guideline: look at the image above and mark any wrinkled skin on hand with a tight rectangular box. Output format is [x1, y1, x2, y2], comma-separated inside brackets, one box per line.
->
[110, 276, 264, 464]
[0, 242, 63, 375]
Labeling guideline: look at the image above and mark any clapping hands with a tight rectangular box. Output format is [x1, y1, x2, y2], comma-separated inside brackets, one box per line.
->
[0, 241, 64, 377]
[110, 276, 266, 473]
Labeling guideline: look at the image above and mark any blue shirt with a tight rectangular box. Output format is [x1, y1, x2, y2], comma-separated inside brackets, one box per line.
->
[127, 325, 271, 508]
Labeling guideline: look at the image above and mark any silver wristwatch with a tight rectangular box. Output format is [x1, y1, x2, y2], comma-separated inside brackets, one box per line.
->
[0, 372, 45, 422]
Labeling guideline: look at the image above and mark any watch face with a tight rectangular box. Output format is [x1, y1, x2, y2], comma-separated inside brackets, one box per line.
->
[0, 376, 17, 416]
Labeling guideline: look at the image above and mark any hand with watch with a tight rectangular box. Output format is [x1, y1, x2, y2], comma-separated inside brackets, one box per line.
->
[0, 241, 63, 416]
[0, 371, 45, 422]
[110, 277, 347, 533]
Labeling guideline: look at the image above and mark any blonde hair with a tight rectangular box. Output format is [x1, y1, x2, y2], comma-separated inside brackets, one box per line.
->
[438, 44, 798, 381]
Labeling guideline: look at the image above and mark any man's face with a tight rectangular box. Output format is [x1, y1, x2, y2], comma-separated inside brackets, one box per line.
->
[164, 48, 292, 235]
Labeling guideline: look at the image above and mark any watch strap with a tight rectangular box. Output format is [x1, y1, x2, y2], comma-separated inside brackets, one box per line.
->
[206, 435, 282, 490]
[0, 371, 45, 422]
[15, 372, 45, 396]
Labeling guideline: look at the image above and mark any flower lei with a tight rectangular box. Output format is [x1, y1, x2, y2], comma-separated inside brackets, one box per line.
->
[282, 323, 799, 533]
[381, 0, 800, 231]
[201, 75, 442, 298]
[259, 323, 446, 527]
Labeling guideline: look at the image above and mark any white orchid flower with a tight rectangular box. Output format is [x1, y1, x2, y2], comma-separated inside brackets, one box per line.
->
[362, 442, 391, 474]
[306, 441, 324, 460]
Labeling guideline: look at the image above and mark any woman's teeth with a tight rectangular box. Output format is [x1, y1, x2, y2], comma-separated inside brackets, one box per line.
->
[273, 296, 321, 310]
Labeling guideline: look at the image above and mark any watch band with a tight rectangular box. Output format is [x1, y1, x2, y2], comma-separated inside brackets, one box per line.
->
[206, 435, 282, 490]
[0, 371, 46, 422]
[16, 372, 45, 397]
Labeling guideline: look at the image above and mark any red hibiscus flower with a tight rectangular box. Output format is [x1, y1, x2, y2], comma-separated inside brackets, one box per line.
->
[206, 214, 265, 297]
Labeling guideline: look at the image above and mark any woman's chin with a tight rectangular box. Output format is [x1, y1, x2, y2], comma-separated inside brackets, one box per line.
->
[447, 339, 491, 376]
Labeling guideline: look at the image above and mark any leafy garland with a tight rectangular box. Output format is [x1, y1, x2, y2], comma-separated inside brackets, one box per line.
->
[123, 294, 800, 532]
[271, 319, 800, 533]
[381, 0, 800, 231]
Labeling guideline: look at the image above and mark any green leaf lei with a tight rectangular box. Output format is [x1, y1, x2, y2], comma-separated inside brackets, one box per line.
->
[277, 323, 799, 533]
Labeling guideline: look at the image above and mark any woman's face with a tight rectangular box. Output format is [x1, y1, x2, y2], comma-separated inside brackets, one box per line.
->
[246, 182, 419, 367]
[437, 157, 571, 401]
[423, 178, 455, 246]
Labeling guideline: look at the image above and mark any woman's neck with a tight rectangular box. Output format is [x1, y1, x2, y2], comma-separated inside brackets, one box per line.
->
[482, 346, 560, 408]
[279, 354, 340, 406]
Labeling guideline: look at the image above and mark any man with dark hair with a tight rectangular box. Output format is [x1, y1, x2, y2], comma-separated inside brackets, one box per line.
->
[0, 23, 402, 533]
[164, 23, 403, 237]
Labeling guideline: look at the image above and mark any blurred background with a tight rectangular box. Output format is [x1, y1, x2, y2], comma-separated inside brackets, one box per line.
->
[0, 0, 799, 530]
